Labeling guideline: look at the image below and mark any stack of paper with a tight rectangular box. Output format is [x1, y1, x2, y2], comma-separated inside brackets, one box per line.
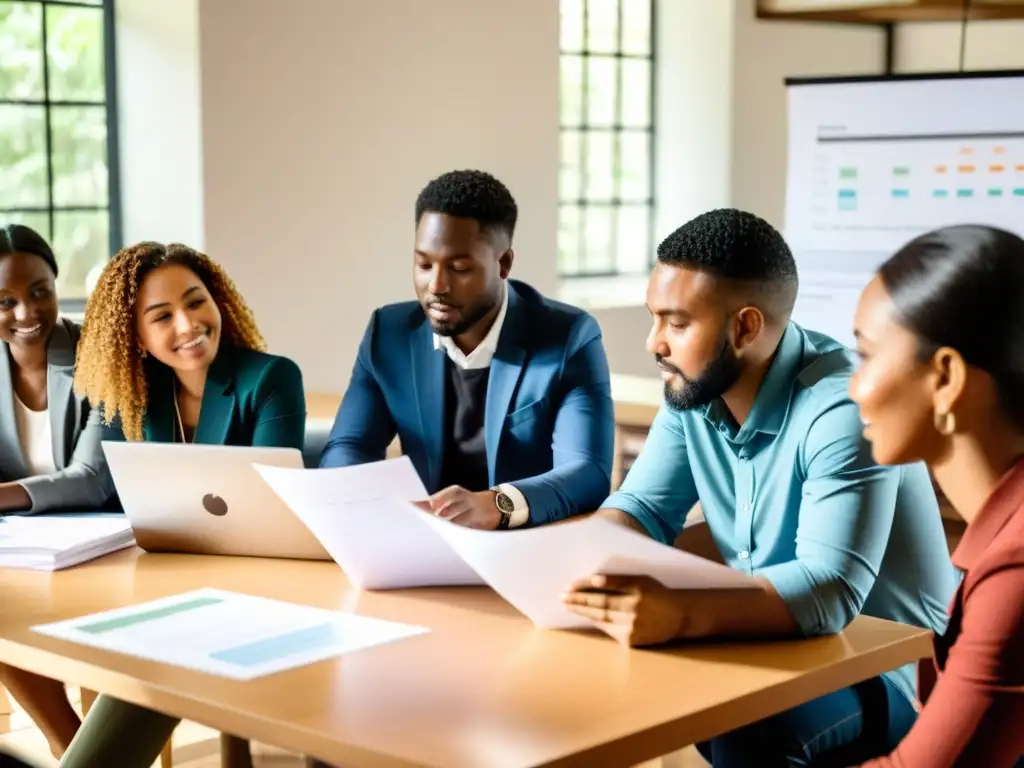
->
[0, 516, 136, 571]
[256, 458, 758, 629]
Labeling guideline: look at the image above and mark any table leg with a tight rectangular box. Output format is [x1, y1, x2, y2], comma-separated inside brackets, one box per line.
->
[220, 733, 253, 768]
[79, 688, 97, 715]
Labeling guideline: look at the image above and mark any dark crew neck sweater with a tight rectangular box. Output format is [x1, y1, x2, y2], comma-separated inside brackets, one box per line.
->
[437, 358, 491, 492]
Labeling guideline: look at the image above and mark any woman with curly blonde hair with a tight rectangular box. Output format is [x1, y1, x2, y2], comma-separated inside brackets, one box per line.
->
[75, 241, 304, 447]
[48, 242, 306, 767]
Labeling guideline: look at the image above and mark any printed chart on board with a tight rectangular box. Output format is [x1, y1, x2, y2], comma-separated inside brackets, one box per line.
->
[783, 73, 1024, 348]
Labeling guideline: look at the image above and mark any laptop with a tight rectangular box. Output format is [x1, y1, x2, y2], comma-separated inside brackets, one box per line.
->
[101, 442, 330, 561]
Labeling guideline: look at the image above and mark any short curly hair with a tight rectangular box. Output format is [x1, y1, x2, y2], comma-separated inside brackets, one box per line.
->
[657, 208, 798, 322]
[74, 242, 265, 442]
[414, 169, 518, 241]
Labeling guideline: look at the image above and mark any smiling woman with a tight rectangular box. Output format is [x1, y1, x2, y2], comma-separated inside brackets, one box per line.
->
[0, 223, 115, 761]
[0, 224, 113, 512]
[49, 241, 309, 766]
[73, 241, 306, 446]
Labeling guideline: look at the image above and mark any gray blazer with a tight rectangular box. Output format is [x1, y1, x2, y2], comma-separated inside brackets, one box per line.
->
[0, 318, 114, 512]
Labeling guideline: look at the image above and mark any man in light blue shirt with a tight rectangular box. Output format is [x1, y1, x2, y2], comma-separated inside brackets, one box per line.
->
[562, 209, 956, 766]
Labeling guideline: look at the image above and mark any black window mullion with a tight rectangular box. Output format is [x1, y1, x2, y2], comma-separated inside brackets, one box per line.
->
[609, 0, 624, 273]
[0, 99, 105, 107]
[104, 0, 121, 253]
[39, 3, 55, 241]
[559, 50, 649, 59]
[577, 0, 589, 275]
[38, 1, 103, 8]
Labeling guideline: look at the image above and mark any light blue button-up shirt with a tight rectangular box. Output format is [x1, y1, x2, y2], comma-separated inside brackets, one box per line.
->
[604, 322, 956, 703]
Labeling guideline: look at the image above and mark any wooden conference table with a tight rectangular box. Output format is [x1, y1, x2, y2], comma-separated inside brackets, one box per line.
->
[0, 548, 930, 767]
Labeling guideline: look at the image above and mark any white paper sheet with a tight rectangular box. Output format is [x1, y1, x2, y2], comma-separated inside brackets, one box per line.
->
[33, 588, 428, 680]
[255, 459, 484, 589]
[418, 514, 758, 628]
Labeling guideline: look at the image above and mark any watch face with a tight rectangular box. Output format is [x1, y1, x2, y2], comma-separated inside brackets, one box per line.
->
[495, 492, 515, 514]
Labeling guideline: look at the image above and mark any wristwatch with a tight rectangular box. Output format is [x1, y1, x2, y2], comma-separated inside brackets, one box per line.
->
[493, 488, 514, 530]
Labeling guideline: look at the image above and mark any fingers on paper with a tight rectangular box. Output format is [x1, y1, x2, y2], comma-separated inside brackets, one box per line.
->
[564, 603, 635, 625]
[565, 573, 645, 595]
[427, 486, 467, 517]
[562, 585, 640, 612]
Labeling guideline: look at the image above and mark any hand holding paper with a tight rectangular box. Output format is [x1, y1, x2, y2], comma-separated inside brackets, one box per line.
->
[416, 513, 756, 628]
[257, 458, 757, 629]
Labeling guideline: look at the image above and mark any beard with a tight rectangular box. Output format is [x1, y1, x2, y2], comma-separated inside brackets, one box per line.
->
[659, 333, 743, 412]
[424, 292, 498, 338]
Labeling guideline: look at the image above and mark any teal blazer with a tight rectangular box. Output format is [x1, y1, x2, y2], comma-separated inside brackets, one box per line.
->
[99, 345, 306, 449]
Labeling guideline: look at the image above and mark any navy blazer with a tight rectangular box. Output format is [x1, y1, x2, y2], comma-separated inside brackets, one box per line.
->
[321, 280, 615, 525]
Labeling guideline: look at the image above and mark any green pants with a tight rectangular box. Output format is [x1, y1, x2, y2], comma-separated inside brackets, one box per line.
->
[59, 694, 180, 768]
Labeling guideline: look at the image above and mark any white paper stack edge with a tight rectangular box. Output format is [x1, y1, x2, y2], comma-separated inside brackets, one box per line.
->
[0, 516, 136, 571]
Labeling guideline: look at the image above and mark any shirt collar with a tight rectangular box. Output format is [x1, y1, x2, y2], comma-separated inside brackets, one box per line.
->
[951, 457, 1024, 572]
[433, 283, 509, 370]
[701, 322, 803, 443]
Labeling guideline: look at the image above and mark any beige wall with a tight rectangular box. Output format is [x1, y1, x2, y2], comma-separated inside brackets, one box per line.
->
[115, 0, 204, 248]
[197, 0, 558, 393]
[113, 1, 1024, 386]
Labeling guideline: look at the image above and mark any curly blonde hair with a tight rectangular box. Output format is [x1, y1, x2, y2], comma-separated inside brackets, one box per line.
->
[74, 242, 266, 441]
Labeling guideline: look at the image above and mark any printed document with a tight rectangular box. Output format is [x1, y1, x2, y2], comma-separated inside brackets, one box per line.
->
[256, 458, 483, 589]
[257, 460, 757, 628]
[33, 588, 429, 680]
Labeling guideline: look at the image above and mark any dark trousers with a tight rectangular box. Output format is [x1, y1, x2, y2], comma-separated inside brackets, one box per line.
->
[696, 675, 916, 767]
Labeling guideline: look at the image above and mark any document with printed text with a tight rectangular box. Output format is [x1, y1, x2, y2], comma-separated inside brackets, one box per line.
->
[33, 588, 429, 680]
[257, 460, 758, 628]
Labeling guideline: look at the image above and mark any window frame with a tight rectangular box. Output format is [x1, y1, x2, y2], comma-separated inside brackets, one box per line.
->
[0, 0, 121, 313]
[559, 0, 657, 279]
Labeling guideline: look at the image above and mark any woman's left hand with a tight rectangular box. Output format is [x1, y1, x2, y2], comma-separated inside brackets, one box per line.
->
[561, 574, 687, 647]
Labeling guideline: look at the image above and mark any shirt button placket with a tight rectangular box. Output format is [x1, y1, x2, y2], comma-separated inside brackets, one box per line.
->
[736, 446, 755, 573]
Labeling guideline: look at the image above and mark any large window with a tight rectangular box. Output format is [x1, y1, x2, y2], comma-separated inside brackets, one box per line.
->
[559, 0, 654, 278]
[0, 0, 119, 303]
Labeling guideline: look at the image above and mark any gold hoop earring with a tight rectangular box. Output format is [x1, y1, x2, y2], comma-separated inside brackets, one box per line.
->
[934, 411, 955, 436]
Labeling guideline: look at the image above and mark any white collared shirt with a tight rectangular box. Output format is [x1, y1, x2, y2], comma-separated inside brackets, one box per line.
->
[432, 285, 528, 527]
[432, 283, 509, 369]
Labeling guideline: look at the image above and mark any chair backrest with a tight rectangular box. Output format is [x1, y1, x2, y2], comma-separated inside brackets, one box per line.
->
[303, 419, 333, 468]
[302, 418, 403, 469]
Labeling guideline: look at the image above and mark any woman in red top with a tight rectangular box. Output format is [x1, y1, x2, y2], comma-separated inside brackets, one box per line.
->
[849, 224, 1024, 767]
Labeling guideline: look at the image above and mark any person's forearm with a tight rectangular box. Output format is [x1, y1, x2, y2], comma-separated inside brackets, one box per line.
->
[595, 507, 651, 536]
[677, 578, 801, 640]
[0, 483, 32, 513]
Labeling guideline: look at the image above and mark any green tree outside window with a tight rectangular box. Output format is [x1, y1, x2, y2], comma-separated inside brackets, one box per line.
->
[0, 0, 118, 303]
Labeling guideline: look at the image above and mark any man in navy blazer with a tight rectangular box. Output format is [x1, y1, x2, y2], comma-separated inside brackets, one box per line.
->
[322, 169, 615, 529]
